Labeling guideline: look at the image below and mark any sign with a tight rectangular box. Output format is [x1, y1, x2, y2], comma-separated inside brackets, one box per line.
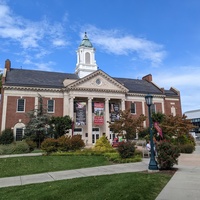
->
[110, 103, 120, 122]
[75, 102, 86, 126]
[154, 122, 163, 138]
[94, 102, 104, 125]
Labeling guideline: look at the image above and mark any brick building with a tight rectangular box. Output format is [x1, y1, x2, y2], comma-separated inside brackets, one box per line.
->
[0, 33, 182, 145]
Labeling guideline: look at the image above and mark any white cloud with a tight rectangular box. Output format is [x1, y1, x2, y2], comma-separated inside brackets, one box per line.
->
[52, 39, 68, 47]
[152, 65, 200, 112]
[35, 62, 55, 71]
[82, 25, 166, 66]
[0, 2, 68, 50]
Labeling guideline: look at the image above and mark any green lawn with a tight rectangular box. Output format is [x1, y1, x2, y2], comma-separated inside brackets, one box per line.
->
[0, 155, 111, 178]
[0, 172, 171, 200]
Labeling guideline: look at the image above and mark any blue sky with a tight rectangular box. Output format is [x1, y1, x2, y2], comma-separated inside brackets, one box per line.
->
[0, 0, 200, 113]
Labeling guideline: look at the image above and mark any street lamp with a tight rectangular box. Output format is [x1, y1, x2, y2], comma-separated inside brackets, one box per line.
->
[145, 94, 158, 171]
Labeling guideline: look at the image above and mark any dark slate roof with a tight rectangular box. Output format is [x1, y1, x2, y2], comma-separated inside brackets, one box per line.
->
[5, 68, 79, 88]
[164, 89, 178, 96]
[113, 77, 163, 95]
[5, 68, 177, 97]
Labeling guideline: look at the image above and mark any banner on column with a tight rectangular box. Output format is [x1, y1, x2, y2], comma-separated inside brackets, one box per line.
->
[94, 102, 104, 125]
[110, 103, 120, 122]
[75, 102, 86, 126]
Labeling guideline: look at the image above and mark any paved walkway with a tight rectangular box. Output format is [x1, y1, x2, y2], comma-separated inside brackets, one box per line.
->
[0, 146, 200, 200]
[156, 145, 200, 200]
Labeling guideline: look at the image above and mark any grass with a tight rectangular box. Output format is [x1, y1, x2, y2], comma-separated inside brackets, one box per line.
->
[0, 172, 172, 200]
[0, 155, 111, 178]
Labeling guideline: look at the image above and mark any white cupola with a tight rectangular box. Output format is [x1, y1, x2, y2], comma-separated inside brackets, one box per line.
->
[75, 32, 98, 78]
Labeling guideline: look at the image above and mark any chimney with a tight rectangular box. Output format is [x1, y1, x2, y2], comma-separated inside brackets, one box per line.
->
[5, 59, 11, 71]
[142, 74, 152, 82]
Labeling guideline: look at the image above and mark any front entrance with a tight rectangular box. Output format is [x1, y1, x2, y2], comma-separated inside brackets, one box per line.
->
[92, 127, 100, 144]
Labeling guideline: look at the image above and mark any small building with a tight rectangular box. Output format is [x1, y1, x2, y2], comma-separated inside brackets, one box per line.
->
[184, 109, 200, 136]
[0, 33, 182, 145]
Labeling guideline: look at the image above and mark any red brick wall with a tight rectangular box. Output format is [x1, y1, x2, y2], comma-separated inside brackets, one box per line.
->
[6, 96, 35, 129]
[125, 101, 143, 117]
[164, 98, 182, 116]
[154, 102, 162, 113]
[42, 97, 63, 117]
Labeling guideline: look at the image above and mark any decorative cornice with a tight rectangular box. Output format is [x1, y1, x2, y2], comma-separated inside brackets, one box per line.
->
[3, 85, 62, 92]
[128, 92, 166, 98]
[65, 87, 126, 93]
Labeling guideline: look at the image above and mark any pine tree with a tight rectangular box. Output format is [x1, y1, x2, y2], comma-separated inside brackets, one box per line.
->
[24, 94, 50, 147]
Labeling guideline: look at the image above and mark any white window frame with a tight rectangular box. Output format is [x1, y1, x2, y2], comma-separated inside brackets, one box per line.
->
[151, 104, 156, 113]
[17, 98, 25, 112]
[131, 102, 136, 114]
[47, 99, 55, 113]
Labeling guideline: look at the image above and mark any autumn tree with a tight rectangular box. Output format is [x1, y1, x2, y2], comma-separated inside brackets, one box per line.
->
[108, 109, 147, 140]
[160, 114, 195, 145]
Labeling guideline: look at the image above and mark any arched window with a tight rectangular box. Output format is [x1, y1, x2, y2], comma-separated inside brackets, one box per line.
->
[13, 122, 25, 141]
[85, 52, 90, 64]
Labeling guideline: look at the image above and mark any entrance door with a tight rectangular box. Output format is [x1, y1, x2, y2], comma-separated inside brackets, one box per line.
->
[92, 128, 100, 144]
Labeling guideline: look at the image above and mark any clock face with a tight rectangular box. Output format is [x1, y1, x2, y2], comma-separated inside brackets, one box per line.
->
[96, 78, 101, 85]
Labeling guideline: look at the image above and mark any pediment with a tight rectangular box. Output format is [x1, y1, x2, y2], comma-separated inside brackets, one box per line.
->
[66, 70, 129, 93]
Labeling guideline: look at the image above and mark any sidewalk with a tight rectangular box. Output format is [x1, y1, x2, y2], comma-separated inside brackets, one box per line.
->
[0, 147, 200, 200]
[156, 145, 200, 200]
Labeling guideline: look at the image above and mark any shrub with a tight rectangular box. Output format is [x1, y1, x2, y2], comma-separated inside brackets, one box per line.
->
[70, 135, 85, 150]
[93, 136, 113, 151]
[57, 135, 71, 151]
[0, 145, 13, 155]
[41, 138, 58, 154]
[25, 139, 37, 152]
[0, 129, 14, 144]
[117, 141, 135, 159]
[156, 140, 180, 170]
[12, 141, 30, 154]
[179, 144, 195, 153]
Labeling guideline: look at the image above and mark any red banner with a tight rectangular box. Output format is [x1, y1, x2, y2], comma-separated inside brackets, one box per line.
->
[94, 103, 104, 125]
[154, 122, 163, 138]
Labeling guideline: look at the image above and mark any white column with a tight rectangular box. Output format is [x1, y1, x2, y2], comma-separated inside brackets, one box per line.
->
[121, 99, 125, 111]
[142, 100, 147, 127]
[87, 97, 93, 145]
[105, 98, 110, 139]
[69, 96, 74, 120]
[34, 96, 38, 116]
[63, 93, 69, 116]
[161, 101, 165, 114]
[1, 95, 8, 131]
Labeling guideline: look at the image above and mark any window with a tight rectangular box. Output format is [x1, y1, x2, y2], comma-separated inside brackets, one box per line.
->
[171, 106, 176, 116]
[85, 52, 90, 64]
[16, 128, 23, 141]
[48, 99, 54, 113]
[17, 98, 25, 112]
[131, 103, 136, 114]
[151, 104, 156, 113]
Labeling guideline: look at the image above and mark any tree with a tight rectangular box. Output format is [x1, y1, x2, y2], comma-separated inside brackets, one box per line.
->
[108, 109, 147, 140]
[159, 114, 195, 144]
[48, 116, 72, 139]
[24, 95, 51, 147]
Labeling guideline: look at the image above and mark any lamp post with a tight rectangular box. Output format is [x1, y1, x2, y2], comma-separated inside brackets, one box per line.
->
[145, 94, 158, 171]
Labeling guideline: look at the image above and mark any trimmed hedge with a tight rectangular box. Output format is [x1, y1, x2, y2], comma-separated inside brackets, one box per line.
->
[0, 141, 30, 155]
